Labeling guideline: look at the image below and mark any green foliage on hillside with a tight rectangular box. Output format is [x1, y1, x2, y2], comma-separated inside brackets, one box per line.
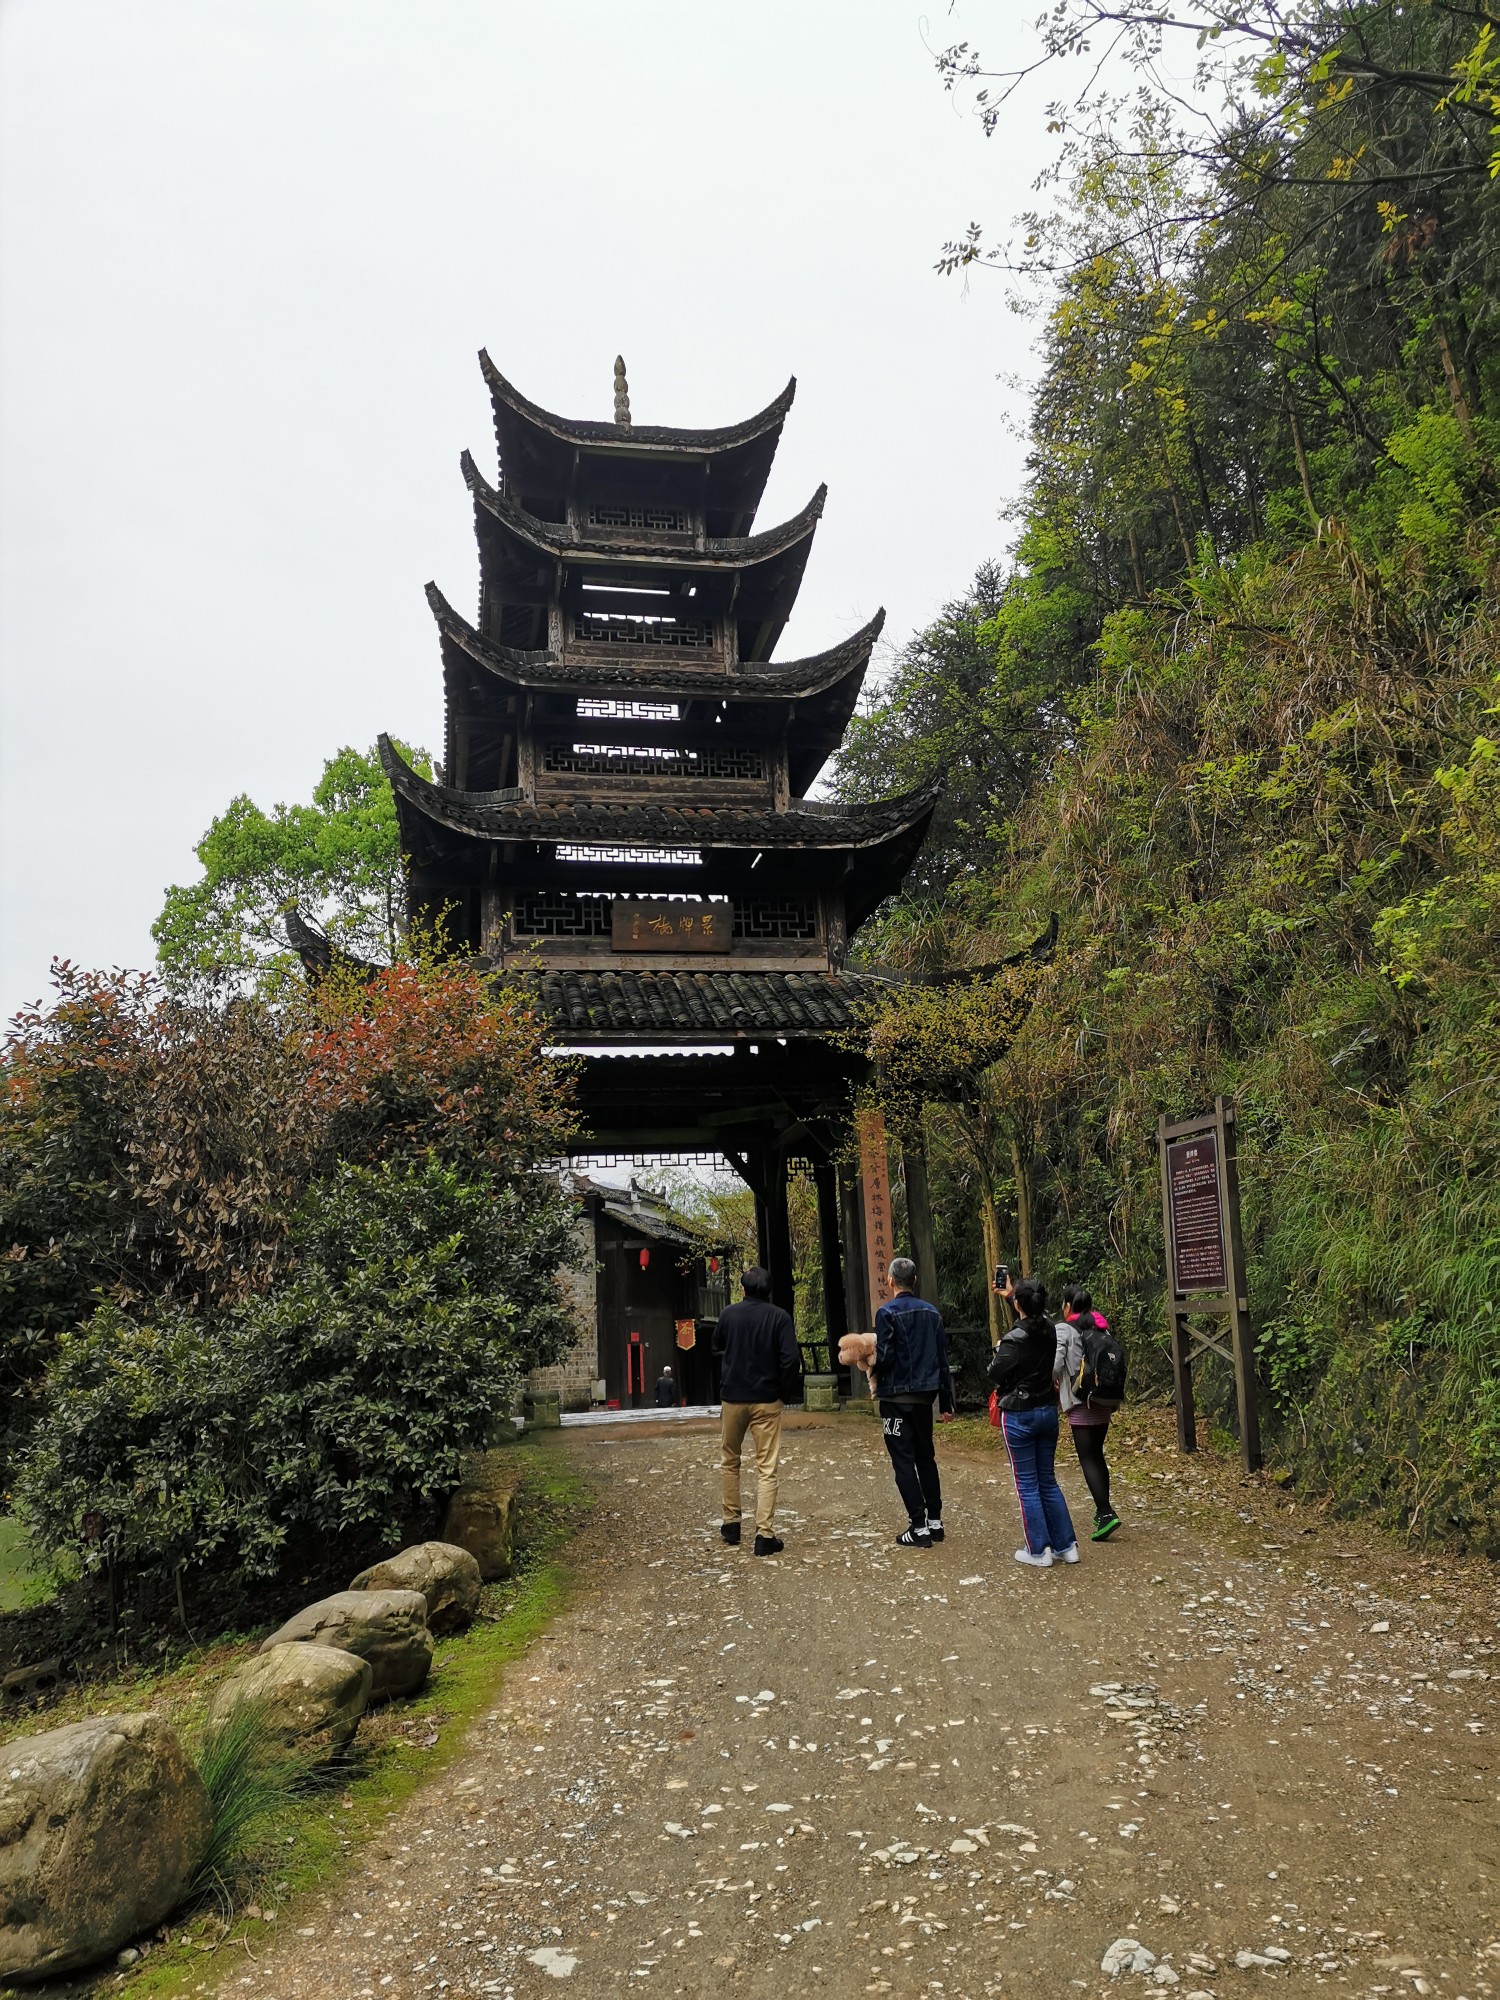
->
[839, 0, 1500, 1547]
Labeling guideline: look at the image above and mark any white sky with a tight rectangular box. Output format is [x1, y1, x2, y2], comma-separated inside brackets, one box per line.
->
[0, 0, 1048, 1027]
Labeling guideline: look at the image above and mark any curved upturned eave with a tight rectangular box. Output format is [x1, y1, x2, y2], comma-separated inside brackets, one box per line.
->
[426, 583, 884, 703]
[479, 350, 797, 455]
[378, 733, 938, 854]
[461, 452, 826, 568]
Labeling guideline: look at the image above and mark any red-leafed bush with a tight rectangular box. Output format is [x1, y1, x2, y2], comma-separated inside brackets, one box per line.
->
[0, 958, 578, 1488]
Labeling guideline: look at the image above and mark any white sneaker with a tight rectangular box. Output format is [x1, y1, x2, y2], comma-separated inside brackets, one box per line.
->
[1056, 1544, 1081, 1564]
[1013, 1547, 1054, 1568]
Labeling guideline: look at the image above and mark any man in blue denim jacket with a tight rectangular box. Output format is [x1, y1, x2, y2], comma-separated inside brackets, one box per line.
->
[875, 1257, 955, 1550]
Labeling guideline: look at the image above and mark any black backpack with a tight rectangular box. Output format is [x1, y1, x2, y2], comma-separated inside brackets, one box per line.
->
[1073, 1318, 1127, 1411]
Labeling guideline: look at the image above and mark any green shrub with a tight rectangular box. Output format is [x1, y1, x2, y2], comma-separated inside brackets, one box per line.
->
[15, 1154, 574, 1596]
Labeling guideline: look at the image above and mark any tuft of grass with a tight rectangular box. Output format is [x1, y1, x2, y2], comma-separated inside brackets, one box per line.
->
[187, 1696, 319, 1908]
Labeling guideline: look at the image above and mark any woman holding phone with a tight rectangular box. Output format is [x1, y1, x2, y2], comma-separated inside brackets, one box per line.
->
[988, 1276, 1079, 1568]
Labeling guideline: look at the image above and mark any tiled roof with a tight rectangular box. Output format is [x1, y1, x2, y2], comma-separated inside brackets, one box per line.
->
[427, 585, 884, 699]
[462, 453, 825, 567]
[379, 737, 938, 851]
[538, 967, 890, 1040]
[480, 351, 796, 455]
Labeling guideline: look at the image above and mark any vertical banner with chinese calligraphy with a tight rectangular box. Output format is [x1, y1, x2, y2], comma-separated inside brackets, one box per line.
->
[857, 1107, 895, 1325]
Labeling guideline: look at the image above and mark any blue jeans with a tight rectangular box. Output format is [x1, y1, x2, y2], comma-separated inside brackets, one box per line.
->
[1001, 1405, 1077, 1555]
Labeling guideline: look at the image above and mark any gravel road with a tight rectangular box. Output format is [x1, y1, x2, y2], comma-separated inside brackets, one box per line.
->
[223, 1411, 1499, 2000]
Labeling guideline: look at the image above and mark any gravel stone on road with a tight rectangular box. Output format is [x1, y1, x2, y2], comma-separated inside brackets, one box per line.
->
[221, 1414, 1499, 2000]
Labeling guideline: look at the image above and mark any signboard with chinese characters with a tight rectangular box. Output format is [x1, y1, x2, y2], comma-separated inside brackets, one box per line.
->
[857, 1107, 895, 1321]
[1166, 1130, 1228, 1296]
[1156, 1098, 1261, 1473]
[611, 899, 732, 952]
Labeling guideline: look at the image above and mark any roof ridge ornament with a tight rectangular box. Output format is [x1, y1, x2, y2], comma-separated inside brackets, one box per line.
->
[613, 355, 632, 429]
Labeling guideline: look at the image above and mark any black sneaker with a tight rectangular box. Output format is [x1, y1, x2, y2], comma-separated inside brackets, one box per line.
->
[895, 1526, 933, 1550]
[721, 1522, 741, 1546]
[753, 1534, 784, 1557]
[1091, 1512, 1121, 1542]
[926, 1519, 945, 1543]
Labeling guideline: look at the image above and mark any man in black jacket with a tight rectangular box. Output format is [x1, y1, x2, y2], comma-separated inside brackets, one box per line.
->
[876, 1256, 955, 1550]
[716, 1265, 802, 1556]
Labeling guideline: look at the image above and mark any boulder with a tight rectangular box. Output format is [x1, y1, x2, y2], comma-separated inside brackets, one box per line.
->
[260, 1589, 432, 1700]
[0, 1711, 210, 1980]
[350, 1542, 482, 1635]
[208, 1642, 372, 1754]
[442, 1485, 514, 1581]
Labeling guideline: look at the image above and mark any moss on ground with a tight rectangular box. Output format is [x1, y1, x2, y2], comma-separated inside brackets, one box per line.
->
[0, 1442, 593, 2000]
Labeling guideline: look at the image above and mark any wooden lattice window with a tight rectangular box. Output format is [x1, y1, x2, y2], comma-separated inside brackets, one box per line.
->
[511, 890, 611, 938]
[733, 898, 819, 941]
[587, 503, 690, 533]
[544, 742, 766, 781]
[556, 844, 703, 866]
[573, 610, 715, 649]
[576, 697, 680, 721]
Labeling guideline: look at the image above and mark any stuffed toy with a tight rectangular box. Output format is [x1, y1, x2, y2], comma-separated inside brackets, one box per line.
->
[837, 1330, 878, 1395]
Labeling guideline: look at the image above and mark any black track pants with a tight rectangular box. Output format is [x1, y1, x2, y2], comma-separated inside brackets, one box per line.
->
[880, 1398, 942, 1527]
[1069, 1417, 1112, 1517]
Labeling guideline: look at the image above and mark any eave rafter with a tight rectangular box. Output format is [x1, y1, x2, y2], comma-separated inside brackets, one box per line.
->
[461, 452, 826, 571]
[380, 734, 937, 856]
[427, 583, 883, 705]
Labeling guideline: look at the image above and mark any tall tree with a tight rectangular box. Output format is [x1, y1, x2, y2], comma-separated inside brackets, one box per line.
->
[153, 741, 431, 987]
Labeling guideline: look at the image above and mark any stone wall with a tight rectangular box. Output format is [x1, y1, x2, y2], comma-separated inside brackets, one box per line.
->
[527, 1204, 599, 1411]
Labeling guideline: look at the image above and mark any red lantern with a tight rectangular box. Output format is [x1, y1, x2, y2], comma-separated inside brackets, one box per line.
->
[708, 1255, 720, 1274]
[638, 1247, 650, 1269]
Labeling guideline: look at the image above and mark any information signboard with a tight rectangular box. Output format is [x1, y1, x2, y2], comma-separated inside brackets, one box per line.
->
[1166, 1131, 1228, 1295]
[611, 900, 732, 952]
[1157, 1097, 1261, 1472]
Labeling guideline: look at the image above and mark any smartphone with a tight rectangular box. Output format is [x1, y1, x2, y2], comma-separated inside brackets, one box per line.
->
[993, 1263, 1009, 1290]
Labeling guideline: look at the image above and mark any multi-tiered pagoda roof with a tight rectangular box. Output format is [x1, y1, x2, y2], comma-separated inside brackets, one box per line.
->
[385, 354, 936, 1060]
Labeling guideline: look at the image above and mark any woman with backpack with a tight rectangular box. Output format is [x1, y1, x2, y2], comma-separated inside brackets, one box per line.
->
[988, 1277, 1079, 1569]
[1057, 1288, 1123, 1541]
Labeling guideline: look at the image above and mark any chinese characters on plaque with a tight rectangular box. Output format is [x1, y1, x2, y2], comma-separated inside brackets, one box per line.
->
[611, 900, 732, 952]
[1166, 1132, 1228, 1295]
[857, 1107, 895, 1321]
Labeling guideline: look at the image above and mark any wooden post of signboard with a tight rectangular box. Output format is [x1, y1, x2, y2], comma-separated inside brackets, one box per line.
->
[1158, 1095, 1261, 1472]
[1219, 1104, 1262, 1472]
[857, 1108, 896, 1322]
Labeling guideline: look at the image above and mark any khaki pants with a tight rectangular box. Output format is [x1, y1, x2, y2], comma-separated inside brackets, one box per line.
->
[720, 1401, 783, 1539]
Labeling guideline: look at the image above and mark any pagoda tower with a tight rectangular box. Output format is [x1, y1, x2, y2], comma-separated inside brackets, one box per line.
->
[379, 354, 938, 1354]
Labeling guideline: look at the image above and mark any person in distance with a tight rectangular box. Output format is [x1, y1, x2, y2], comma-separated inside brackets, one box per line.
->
[875, 1256, 955, 1550]
[716, 1265, 802, 1556]
[655, 1363, 679, 1409]
[1057, 1287, 1123, 1541]
[989, 1275, 1079, 1568]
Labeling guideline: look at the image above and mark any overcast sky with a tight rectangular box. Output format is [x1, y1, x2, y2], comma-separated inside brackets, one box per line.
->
[0, 0, 1048, 1027]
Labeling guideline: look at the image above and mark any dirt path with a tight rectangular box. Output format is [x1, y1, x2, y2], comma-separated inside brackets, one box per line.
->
[222, 1412, 1498, 2000]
